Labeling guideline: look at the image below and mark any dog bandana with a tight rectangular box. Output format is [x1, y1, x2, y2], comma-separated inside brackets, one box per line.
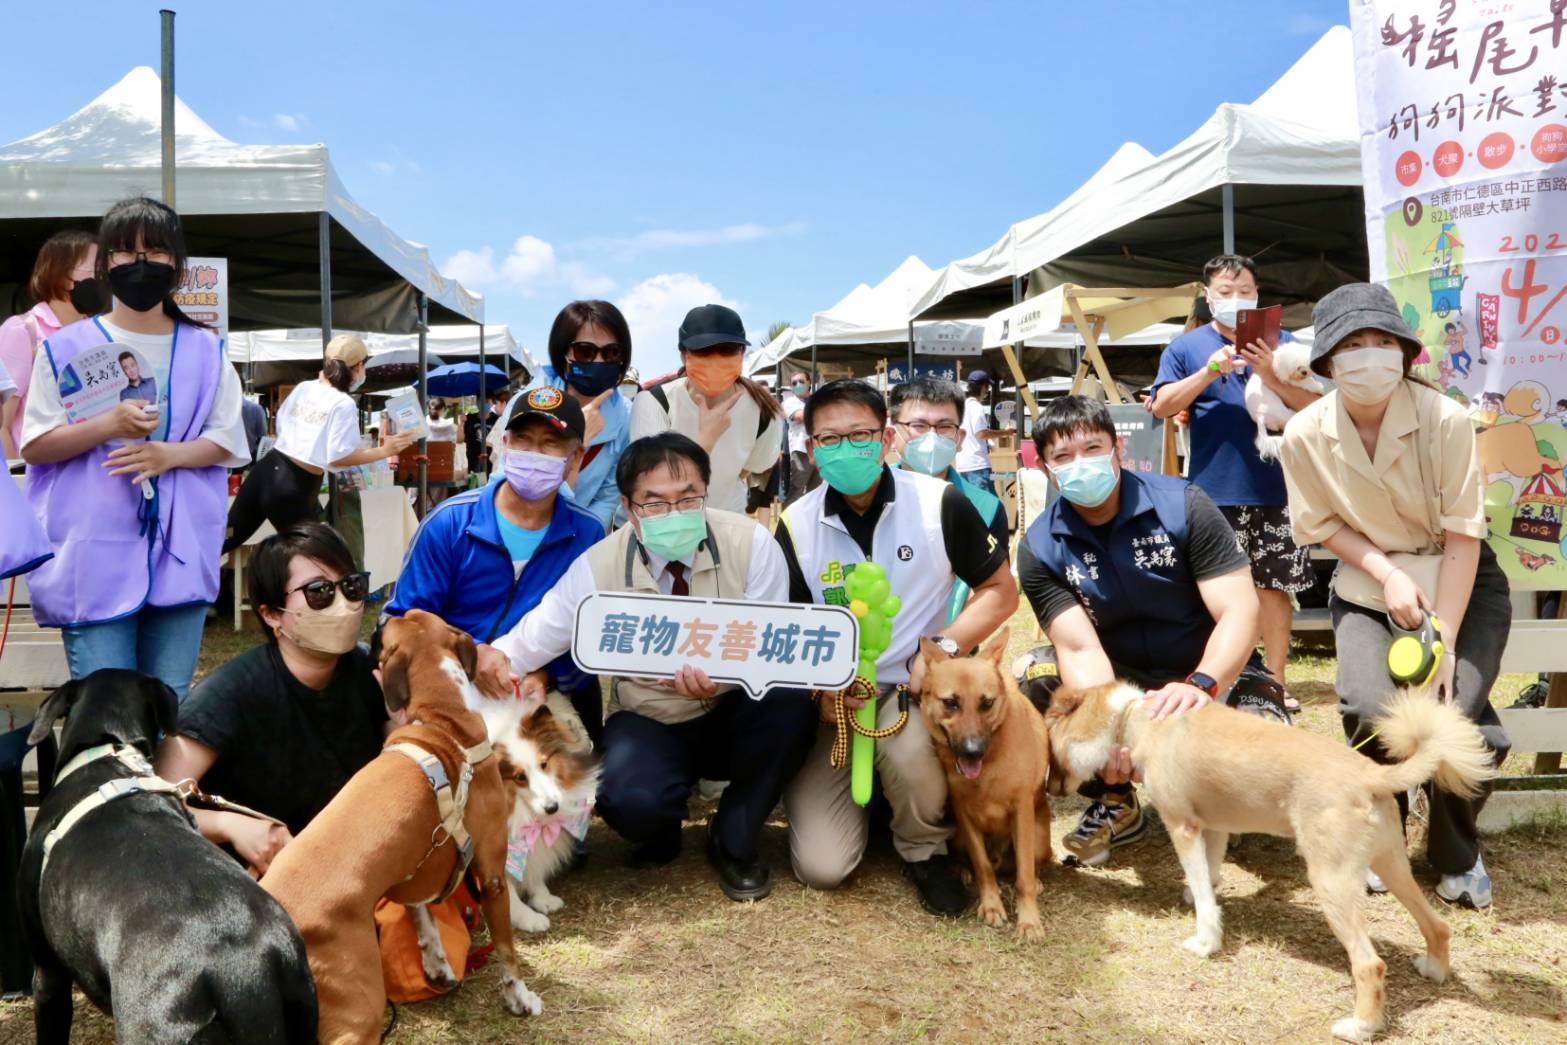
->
[506, 801, 592, 880]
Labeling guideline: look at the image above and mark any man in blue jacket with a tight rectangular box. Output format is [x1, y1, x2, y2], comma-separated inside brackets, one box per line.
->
[385, 386, 608, 740]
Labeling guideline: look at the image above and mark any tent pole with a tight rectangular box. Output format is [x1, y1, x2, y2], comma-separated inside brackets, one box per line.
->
[810, 340, 817, 386]
[159, 9, 175, 206]
[318, 213, 333, 350]
[478, 323, 487, 478]
[906, 320, 914, 378]
[417, 293, 429, 516]
[1221, 183, 1236, 254]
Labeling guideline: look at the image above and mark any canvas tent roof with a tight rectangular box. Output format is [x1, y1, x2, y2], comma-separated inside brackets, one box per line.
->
[229, 325, 536, 390]
[0, 67, 482, 332]
[909, 26, 1366, 326]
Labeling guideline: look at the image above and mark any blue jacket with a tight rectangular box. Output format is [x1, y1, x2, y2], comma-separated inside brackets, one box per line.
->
[386, 484, 604, 686]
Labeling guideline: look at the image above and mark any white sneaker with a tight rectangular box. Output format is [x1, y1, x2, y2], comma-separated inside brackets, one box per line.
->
[1435, 853, 1492, 909]
[1365, 870, 1388, 894]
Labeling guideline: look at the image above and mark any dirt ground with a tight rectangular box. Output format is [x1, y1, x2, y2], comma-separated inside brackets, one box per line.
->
[4, 604, 1564, 1044]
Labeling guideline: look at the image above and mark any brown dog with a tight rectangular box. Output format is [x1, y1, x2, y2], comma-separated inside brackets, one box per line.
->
[916, 628, 1052, 939]
[260, 610, 537, 1044]
[1043, 682, 1494, 1042]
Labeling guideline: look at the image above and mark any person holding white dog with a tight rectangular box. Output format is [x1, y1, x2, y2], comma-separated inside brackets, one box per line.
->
[1279, 282, 1510, 909]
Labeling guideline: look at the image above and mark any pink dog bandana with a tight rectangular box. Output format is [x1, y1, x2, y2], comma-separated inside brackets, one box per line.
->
[506, 802, 592, 880]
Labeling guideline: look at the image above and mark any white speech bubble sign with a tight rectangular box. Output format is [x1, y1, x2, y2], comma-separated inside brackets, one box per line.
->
[570, 591, 860, 699]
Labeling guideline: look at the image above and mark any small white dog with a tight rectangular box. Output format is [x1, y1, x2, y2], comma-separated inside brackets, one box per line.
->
[1245, 340, 1322, 460]
[481, 694, 599, 934]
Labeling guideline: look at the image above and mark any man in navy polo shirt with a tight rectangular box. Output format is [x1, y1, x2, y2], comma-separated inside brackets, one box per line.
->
[1150, 255, 1321, 711]
[385, 386, 607, 740]
[1017, 396, 1283, 868]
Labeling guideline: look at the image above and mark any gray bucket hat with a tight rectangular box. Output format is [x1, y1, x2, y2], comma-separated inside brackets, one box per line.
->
[1309, 283, 1424, 376]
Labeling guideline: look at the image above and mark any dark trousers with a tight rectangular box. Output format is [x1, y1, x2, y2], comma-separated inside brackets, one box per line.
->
[559, 679, 606, 749]
[1331, 545, 1512, 874]
[598, 689, 817, 861]
[785, 450, 818, 505]
[223, 449, 323, 553]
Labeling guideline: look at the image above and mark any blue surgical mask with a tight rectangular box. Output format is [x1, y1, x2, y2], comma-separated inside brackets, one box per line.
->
[900, 431, 957, 476]
[1049, 453, 1118, 508]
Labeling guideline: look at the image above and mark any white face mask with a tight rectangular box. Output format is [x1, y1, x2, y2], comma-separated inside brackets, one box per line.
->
[1331, 346, 1404, 405]
[1209, 295, 1257, 328]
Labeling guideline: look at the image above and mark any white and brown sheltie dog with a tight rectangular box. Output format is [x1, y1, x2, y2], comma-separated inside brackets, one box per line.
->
[481, 694, 600, 934]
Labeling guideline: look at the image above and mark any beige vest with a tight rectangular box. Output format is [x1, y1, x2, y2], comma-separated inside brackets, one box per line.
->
[587, 508, 757, 724]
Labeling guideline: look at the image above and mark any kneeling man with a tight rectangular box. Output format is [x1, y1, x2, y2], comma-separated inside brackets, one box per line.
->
[496, 433, 817, 900]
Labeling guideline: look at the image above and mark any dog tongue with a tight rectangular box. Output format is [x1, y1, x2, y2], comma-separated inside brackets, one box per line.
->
[957, 757, 983, 780]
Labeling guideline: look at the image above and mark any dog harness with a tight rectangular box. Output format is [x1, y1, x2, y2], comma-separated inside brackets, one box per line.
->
[39, 744, 283, 879]
[386, 728, 493, 905]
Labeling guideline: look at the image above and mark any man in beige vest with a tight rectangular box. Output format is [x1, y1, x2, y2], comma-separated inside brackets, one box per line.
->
[496, 432, 817, 901]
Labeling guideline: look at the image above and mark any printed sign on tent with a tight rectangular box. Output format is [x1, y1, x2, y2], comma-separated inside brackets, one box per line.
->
[913, 321, 985, 357]
[1351, 1, 1567, 589]
[570, 592, 860, 698]
[174, 257, 229, 339]
[885, 361, 958, 384]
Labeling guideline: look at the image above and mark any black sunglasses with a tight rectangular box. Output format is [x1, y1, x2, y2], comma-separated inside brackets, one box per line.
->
[568, 341, 625, 364]
[287, 571, 370, 610]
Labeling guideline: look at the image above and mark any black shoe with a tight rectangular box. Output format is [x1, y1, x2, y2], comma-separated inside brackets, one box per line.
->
[902, 853, 971, 916]
[1514, 681, 1548, 709]
[627, 833, 680, 869]
[707, 828, 772, 901]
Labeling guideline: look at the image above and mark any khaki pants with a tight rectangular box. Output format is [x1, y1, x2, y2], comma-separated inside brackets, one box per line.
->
[784, 689, 951, 889]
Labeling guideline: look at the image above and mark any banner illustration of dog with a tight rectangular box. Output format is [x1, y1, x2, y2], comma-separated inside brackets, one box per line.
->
[1351, 0, 1567, 589]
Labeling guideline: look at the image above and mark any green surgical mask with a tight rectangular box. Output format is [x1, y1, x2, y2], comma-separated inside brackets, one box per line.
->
[639, 507, 707, 561]
[813, 439, 884, 495]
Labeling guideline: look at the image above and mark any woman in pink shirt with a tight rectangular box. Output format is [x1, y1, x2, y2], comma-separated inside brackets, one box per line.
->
[0, 230, 100, 458]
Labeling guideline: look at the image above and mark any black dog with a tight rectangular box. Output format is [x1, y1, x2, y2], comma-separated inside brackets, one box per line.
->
[17, 669, 317, 1044]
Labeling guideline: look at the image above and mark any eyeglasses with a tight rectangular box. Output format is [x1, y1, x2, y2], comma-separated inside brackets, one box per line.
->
[629, 495, 705, 518]
[286, 572, 370, 610]
[896, 420, 960, 439]
[568, 341, 625, 364]
[811, 428, 882, 449]
[108, 249, 174, 267]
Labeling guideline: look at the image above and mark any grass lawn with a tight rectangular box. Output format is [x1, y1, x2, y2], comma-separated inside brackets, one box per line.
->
[5, 601, 1564, 1043]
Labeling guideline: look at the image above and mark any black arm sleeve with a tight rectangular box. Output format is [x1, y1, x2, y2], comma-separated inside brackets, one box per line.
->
[772, 518, 814, 604]
[1184, 485, 1251, 580]
[940, 484, 1010, 589]
[1015, 537, 1081, 628]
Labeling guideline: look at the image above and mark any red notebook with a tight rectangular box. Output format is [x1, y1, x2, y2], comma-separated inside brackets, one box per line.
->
[1234, 304, 1282, 352]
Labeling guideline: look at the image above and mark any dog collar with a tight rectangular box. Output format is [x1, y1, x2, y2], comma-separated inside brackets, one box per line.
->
[54, 743, 152, 786]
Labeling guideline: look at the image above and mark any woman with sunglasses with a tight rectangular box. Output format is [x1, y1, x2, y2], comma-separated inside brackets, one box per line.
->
[157, 522, 388, 876]
[491, 299, 635, 529]
[21, 198, 250, 700]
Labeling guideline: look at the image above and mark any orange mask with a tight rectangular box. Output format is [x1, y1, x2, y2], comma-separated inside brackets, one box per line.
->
[684, 353, 743, 399]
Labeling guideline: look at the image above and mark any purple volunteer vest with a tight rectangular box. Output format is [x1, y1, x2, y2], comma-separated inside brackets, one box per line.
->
[24, 317, 227, 627]
[0, 471, 51, 580]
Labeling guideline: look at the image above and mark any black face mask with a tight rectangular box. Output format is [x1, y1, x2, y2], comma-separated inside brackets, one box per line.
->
[565, 360, 621, 397]
[69, 277, 104, 317]
[108, 260, 176, 313]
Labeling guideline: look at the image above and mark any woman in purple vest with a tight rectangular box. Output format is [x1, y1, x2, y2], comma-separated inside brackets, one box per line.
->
[20, 198, 250, 700]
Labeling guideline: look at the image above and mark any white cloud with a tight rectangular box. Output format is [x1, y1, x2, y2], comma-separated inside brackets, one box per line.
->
[439, 235, 618, 299]
[617, 273, 744, 375]
[441, 246, 499, 287]
[1285, 13, 1331, 36]
[575, 221, 806, 259]
[273, 113, 309, 132]
[369, 159, 395, 175]
[368, 147, 423, 177]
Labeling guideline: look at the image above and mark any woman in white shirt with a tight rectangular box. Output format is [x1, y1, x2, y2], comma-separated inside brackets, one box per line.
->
[223, 334, 413, 552]
[628, 304, 782, 514]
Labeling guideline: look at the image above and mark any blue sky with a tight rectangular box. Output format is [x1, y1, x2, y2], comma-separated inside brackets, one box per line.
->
[1, 1, 1348, 376]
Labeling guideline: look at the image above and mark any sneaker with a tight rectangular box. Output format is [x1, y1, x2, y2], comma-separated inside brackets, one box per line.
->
[1513, 681, 1548, 709]
[1435, 854, 1492, 909]
[1062, 792, 1148, 867]
[902, 853, 971, 915]
[1365, 870, 1388, 894]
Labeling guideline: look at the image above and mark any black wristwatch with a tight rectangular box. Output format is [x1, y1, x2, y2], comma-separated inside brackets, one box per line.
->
[1185, 671, 1219, 698]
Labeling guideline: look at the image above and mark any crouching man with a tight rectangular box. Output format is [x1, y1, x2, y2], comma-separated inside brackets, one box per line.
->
[495, 433, 817, 901]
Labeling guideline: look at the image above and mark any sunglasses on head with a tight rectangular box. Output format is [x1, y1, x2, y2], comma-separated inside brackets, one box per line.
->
[287, 572, 371, 610]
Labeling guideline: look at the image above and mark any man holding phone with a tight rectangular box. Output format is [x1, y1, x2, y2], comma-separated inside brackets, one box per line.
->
[1149, 255, 1321, 711]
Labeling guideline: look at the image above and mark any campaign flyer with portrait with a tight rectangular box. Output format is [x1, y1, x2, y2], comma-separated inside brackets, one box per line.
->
[1352, 1, 1567, 588]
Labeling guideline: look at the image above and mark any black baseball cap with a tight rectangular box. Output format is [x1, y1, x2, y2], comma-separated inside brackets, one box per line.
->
[504, 385, 586, 441]
[678, 304, 749, 351]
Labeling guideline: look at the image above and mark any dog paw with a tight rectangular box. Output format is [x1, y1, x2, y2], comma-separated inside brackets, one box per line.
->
[530, 891, 565, 914]
[1182, 934, 1220, 958]
[512, 906, 551, 934]
[1414, 953, 1449, 984]
[977, 896, 1007, 928]
[421, 953, 457, 990]
[1330, 1016, 1380, 1042]
[501, 975, 543, 1017]
[1016, 917, 1044, 942]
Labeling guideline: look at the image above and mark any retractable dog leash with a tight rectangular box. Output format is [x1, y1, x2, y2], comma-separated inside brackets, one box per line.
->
[1387, 611, 1444, 687]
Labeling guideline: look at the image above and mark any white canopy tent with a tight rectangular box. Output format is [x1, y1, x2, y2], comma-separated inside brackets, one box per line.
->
[909, 26, 1364, 327]
[228, 325, 537, 389]
[0, 67, 483, 332]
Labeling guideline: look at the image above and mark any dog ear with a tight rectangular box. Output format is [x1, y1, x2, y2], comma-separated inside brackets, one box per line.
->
[380, 647, 413, 712]
[1043, 687, 1086, 724]
[450, 626, 478, 681]
[28, 679, 82, 746]
[147, 676, 179, 740]
[918, 636, 951, 664]
[980, 627, 1009, 666]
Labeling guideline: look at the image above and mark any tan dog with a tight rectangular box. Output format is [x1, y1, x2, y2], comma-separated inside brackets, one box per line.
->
[261, 610, 537, 1044]
[1043, 683, 1495, 1042]
[916, 628, 1052, 939]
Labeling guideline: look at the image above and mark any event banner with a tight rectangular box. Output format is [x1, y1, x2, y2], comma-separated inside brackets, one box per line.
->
[1351, 1, 1567, 589]
[174, 256, 229, 339]
[570, 592, 860, 698]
